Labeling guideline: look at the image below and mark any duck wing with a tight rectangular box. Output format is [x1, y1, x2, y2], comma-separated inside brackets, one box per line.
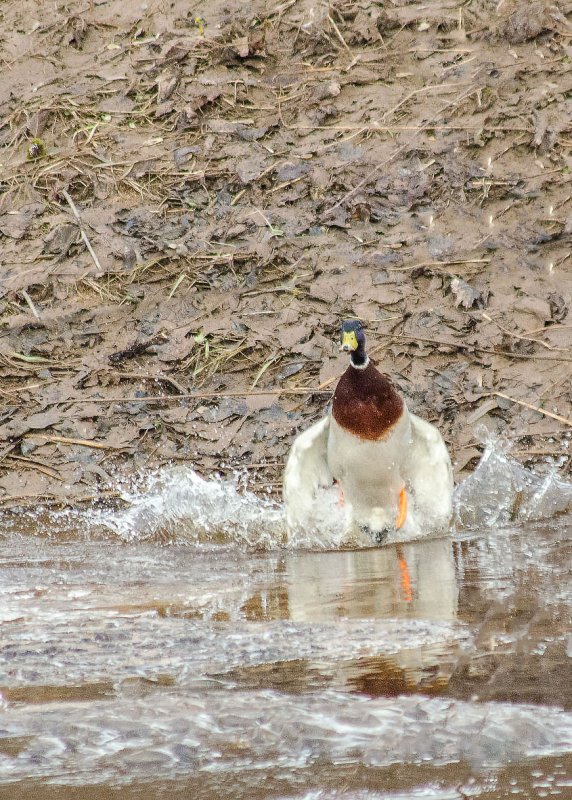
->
[406, 412, 454, 527]
[283, 416, 333, 531]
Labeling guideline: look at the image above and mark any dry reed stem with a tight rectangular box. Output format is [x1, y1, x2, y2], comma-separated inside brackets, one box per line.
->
[327, 14, 353, 56]
[28, 434, 129, 450]
[6, 454, 63, 481]
[490, 392, 572, 428]
[382, 334, 572, 364]
[0, 491, 123, 508]
[57, 387, 334, 405]
[20, 290, 41, 320]
[387, 258, 491, 272]
[482, 312, 569, 352]
[62, 189, 103, 274]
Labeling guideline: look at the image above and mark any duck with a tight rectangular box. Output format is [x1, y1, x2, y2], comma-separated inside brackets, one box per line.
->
[283, 319, 454, 542]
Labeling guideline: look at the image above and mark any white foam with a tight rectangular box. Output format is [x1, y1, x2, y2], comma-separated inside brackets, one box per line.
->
[454, 439, 572, 529]
[60, 442, 572, 547]
[94, 466, 285, 546]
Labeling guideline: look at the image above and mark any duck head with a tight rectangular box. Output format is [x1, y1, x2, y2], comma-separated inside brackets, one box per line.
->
[340, 319, 368, 368]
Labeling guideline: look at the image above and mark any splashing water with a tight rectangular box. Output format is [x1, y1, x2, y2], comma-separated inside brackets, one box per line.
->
[94, 466, 285, 546]
[454, 439, 572, 529]
[88, 440, 572, 548]
[95, 465, 357, 549]
[1, 690, 571, 785]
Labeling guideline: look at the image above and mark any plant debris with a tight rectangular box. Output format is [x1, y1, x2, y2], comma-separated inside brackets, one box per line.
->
[0, 0, 571, 508]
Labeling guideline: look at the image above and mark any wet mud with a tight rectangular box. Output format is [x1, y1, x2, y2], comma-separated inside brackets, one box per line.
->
[0, 0, 571, 505]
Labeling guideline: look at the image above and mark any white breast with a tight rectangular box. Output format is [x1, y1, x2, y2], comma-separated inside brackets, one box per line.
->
[327, 411, 412, 531]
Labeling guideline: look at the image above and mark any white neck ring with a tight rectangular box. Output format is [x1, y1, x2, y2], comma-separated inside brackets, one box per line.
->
[351, 356, 370, 370]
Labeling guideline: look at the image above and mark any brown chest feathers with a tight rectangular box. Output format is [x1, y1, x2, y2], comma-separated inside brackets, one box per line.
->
[332, 363, 404, 440]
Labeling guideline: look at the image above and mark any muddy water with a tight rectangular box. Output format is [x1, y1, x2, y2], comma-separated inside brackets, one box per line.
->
[0, 457, 571, 798]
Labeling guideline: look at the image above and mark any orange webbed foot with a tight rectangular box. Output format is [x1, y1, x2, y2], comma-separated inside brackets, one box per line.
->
[395, 486, 408, 529]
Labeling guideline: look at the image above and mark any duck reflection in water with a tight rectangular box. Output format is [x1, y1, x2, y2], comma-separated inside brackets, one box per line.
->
[285, 538, 458, 622]
[240, 538, 460, 697]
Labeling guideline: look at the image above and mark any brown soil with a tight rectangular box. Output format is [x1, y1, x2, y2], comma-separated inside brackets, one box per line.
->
[1, 0, 571, 509]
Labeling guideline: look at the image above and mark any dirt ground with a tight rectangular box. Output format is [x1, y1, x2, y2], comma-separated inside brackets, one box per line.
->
[0, 0, 571, 509]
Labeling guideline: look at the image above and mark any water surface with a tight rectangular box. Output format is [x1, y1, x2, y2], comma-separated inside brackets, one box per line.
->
[0, 450, 571, 798]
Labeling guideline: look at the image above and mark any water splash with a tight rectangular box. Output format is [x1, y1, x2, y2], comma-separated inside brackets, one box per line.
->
[94, 466, 285, 546]
[454, 438, 572, 529]
[20, 440, 572, 547]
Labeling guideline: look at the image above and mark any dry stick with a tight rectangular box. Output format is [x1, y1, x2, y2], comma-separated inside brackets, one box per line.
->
[387, 258, 490, 272]
[61, 189, 103, 274]
[378, 82, 472, 124]
[385, 333, 572, 363]
[323, 82, 479, 216]
[291, 123, 532, 133]
[268, 0, 299, 17]
[112, 371, 187, 394]
[20, 290, 41, 320]
[481, 312, 568, 352]
[513, 448, 572, 457]
[490, 392, 572, 428]
[28, 434, 128, 450]
[0, 444, 17, 464]
[327, 14, 353, 56]
[57, 388, 334, 405]
[6, 454, 63, 481]
[0, 490, 122, 508]
[527, 322, 572, 335]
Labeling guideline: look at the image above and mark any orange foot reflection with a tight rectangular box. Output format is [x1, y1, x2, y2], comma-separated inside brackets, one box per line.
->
[396, 545, 413, 603]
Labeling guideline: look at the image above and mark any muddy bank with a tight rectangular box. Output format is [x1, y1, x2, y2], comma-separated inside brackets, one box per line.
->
[1, 0, 571, 507]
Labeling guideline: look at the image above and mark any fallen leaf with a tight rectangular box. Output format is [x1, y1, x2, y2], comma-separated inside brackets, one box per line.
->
[450, 277, 487, 310]
[0, 408, 64, 439]
[548, 293, 568, 322]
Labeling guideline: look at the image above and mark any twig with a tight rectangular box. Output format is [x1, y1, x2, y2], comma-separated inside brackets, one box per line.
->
[0, 490, 123, 508]
[26, 434, 129, 450]
[288, 123, 533, 133]
[538, 367, 572, 401]
[61, 189, 103, 274]
[48, 388, 335, 405]
[270, 176, 305, 193]
[113, 371, 187, 394]
[6, 454, 63, 481]
[526, 322, 572, 335]
[268, 0, 299, 18]
[490, 392, 572, 427]
[20, 290, 41, 320]
[379, 82, 471, 123]
[0, 444, 17, 464]
[482, 312, 565, 352]
[387, 258, 490, 272]
[512, 448, 572, 457]
[328, 14, 353, 56]
[383, 333, 572, 363]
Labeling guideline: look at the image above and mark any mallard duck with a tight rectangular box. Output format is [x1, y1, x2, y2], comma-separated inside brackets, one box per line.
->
[283, 319, 453, 541]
